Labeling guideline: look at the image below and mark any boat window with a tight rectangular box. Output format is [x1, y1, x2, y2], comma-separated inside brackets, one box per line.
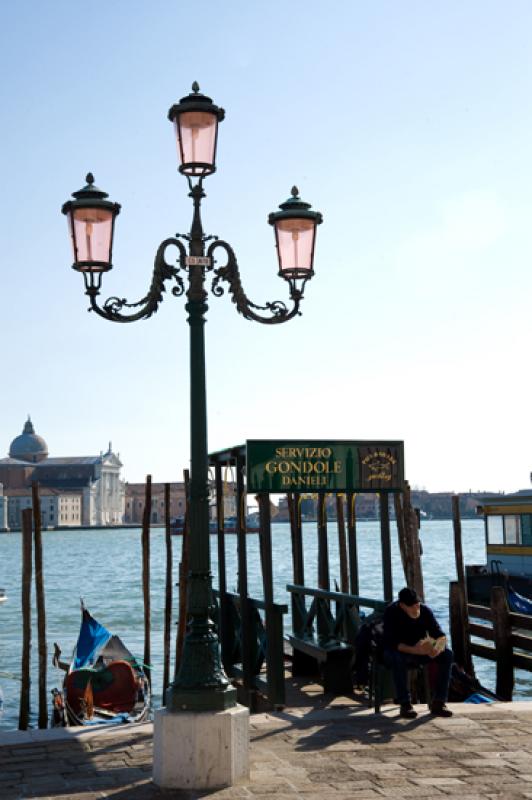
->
[504, 515, 521, 545]
[521, 514, 532, 545]
[487, 515, 503, 544]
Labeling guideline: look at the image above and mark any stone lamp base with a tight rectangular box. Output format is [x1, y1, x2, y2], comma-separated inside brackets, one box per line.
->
[153, 704, 249, 789]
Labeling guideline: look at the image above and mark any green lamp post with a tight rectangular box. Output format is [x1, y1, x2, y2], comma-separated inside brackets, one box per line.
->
[62, 83, 322, 714]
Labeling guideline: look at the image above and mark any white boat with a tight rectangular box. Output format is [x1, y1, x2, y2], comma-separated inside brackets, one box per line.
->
[0, 588, 6, 603]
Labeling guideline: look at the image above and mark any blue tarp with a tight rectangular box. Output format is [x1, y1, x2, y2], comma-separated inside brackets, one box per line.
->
[464, 692, 493, 704]
[72, 611, 112, 670]
[508, 589, 532, 615]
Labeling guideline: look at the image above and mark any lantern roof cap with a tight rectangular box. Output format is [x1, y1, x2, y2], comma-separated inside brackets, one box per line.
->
[268, 186, 323, 225]
[62, 173, 120, 216]
[72, 173, 109, 201]
[168, 82, 225, 123]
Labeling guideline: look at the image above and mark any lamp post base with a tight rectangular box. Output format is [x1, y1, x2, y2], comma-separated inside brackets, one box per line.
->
[153, 704, 250, 789]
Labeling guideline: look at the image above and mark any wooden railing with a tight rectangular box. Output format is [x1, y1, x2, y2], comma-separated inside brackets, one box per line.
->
[287, 584, 387, 648]
[454, 583, 532, 700]
[213, 589, 287, 709]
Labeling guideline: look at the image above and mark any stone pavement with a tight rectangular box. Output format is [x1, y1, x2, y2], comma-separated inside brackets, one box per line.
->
[3, 700, 532, 799]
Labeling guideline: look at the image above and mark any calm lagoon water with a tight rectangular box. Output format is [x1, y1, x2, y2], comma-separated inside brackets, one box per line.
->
[1, 518, 530, 729]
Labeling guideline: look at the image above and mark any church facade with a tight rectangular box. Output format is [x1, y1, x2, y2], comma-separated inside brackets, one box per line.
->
[0, 418, 125, 529]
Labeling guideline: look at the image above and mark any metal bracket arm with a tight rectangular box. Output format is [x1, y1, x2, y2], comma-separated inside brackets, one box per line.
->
[208, 240, 302, 324]
[87, 238, 187, 322]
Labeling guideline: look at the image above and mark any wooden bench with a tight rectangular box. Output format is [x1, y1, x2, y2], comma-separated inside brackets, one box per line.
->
[286, 585, 387, 695]
[287, 633, 354, 693]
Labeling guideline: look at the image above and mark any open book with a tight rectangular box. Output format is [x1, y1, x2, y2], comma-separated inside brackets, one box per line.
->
[421, 634, 446, 656]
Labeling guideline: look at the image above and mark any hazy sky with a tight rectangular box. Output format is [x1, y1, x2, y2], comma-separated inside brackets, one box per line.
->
[1, 0, 531, 493]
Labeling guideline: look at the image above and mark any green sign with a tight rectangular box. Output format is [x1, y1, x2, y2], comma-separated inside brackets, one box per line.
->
[246, 439, 404, 494]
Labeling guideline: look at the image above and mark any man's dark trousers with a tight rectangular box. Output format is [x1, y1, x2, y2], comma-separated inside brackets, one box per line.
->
[384, 647, 453, 705]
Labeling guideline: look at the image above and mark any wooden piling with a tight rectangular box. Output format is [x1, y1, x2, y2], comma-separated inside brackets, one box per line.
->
[162, 482, 172, 702]
[491, 585, 514, 700]
[19, 508, 32, 730]
[141, 474, 151, 687]
[287, 493, 304, 586]
[451, 494, 474, 675]
[402, 482, 424, 599]
[346, 492, 359, 596]
[394, 492, 408, 582]
[258, 492, 281, 702]
[449, 580, 473, 673]
[175, 469, 190, 674]
[317, 494, 330, 591]
[236, 454, 254, 708]
[336, 495, 349, 593]
[215, 463, 229, 669]
[32, 483, 47, 728]
[379, 493, 393, 602]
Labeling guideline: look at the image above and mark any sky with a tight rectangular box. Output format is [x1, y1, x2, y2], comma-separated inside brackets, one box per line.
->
[1, 0, 532, 493]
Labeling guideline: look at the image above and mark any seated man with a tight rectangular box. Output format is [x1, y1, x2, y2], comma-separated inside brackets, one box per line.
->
[383, 586, 453, 719]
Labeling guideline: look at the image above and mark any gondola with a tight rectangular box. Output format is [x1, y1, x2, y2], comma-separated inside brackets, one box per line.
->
[51, 603, 150, 727]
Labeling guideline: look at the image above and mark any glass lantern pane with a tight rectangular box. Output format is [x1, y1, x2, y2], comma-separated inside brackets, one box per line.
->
[72, 207, 113, 265]
[276, 218, 315, 273]
[175, 110, 217, 174]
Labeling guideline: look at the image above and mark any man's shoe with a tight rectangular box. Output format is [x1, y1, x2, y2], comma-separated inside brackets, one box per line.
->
[430, 700, 453, 717]
[399, 703, 417, 719]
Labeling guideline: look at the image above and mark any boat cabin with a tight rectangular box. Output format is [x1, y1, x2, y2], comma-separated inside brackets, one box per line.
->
[467, 489, 532, 604]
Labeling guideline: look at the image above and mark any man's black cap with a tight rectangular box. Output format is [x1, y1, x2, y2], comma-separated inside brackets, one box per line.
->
[398, 587, 420, 606]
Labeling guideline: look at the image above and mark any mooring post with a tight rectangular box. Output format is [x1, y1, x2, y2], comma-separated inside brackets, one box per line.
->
[336, 495, 349, 593]
[236, 454, 254, 708]
[142, 474, 152, 687]
[452, 494, 474, 675]
[317, 494, 330, 591]
[175, 469, 190, 673]
[288, 493, 305, 587]
[162, 482, 172, 702]
[346, 492, 359, 596]
[19, 508, 32, 731]
[31, 482, 47, 728]
[491, 585, 514, 700]
[257, 492, 279, 704]
[215, 462, 229, 669]
[379, 493, 393, 602]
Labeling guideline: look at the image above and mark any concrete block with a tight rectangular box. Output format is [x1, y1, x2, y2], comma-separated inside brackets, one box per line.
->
[153, 704, 249, 789]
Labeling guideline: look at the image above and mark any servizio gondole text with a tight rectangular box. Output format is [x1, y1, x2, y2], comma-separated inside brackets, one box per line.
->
[265, 447, 341, 487]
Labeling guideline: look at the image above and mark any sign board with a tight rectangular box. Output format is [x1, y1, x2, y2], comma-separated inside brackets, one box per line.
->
[185, 256, 211, 267]
[246, 439, 404, 494]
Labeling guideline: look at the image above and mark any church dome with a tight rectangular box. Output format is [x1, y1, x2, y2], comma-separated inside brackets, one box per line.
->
[9, 417, 48, 463]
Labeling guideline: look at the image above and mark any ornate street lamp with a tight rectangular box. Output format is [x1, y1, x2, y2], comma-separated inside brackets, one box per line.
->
[62, 83, 322, 786]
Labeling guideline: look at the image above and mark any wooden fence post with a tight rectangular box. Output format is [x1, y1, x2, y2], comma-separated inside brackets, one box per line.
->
[142, 474, 151, 688]
[32, 483, 47, 728]
[491, 585, 514, 700]
[19, 508, 32, 730]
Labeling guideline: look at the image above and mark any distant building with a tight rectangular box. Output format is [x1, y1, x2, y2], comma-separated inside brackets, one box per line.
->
[124, 482, 187, 524]
[0, 417, 125, 529]
[0, 483, 7, 531]
[6, 488, 82, 530]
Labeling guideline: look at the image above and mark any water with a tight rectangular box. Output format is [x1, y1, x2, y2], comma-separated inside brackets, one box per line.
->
[0, 518, 530, 729]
